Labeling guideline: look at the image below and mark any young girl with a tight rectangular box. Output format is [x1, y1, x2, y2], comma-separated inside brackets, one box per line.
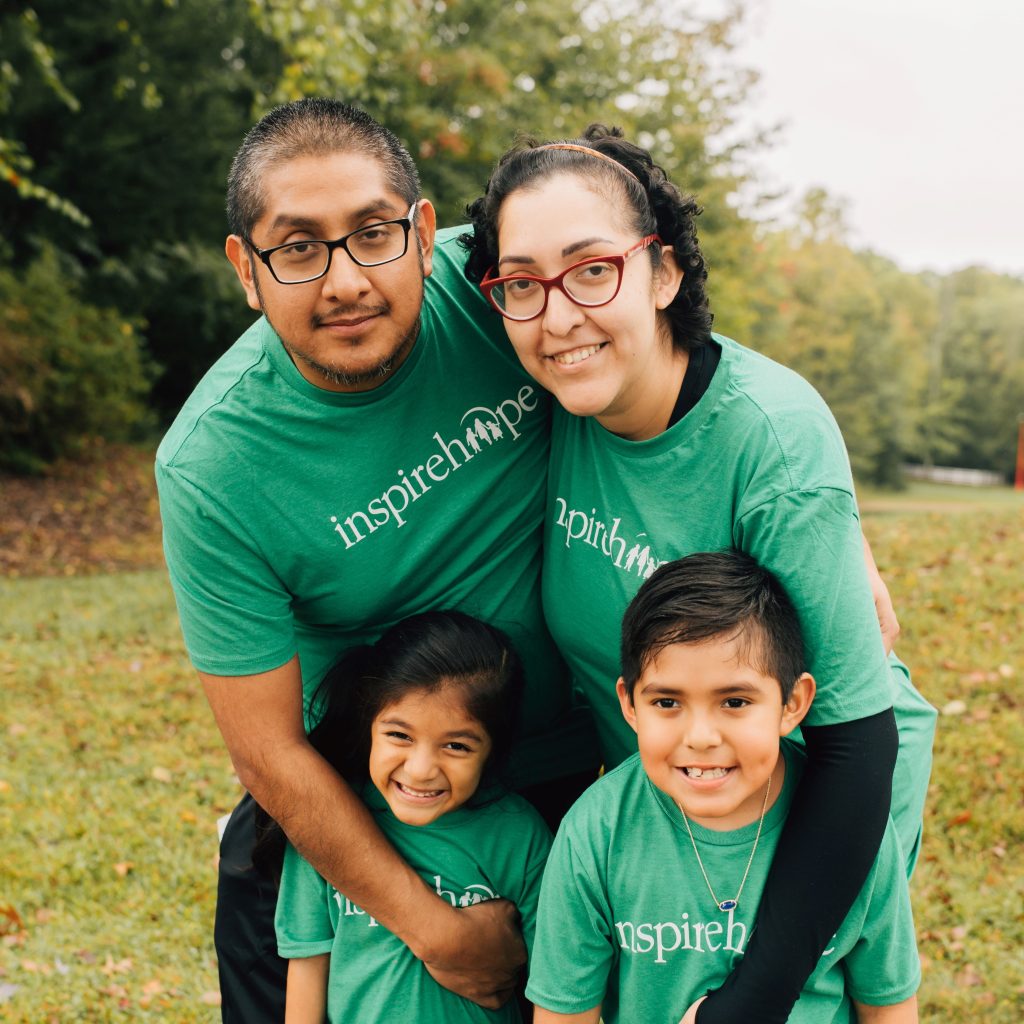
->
[461, 127, 936, 1024]
[270, 610, 552, 1024]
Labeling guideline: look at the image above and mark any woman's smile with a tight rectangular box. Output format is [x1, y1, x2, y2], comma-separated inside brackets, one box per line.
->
[548, 341, 608, 368]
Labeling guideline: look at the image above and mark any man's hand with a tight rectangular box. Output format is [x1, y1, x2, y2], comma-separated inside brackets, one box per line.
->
[417, 898, 526, 1009]
[863, 534, 900, 654]
[678, 995, 707, 1024]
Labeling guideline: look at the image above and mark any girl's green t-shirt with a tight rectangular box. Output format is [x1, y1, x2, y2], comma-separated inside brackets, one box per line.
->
[276, 783, 552, 1023]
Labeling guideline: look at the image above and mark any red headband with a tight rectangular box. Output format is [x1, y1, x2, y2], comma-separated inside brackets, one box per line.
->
[534, 143, 641, 184]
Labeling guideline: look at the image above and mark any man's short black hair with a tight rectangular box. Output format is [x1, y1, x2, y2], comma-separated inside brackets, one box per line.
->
[226, 98, 420, 239]
[620, 550, 807, 702]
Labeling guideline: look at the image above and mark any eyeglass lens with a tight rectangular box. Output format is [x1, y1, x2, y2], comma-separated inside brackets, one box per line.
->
[491, 259, 621, 319]
[269, 221, 409, 282]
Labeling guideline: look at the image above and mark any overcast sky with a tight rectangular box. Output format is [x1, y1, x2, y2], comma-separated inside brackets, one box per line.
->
[712, 0, 1024, 275]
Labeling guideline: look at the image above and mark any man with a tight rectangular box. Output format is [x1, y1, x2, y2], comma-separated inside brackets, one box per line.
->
[156, 98, 597, 1022]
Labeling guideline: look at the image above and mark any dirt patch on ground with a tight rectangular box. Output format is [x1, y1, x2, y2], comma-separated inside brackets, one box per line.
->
[0, 443, 163, 578]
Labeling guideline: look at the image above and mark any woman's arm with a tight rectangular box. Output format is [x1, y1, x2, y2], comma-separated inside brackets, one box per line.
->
[855, 995, 919, 1023]
[285, 955, 330, 1024]
[696, 710, 898, 1023]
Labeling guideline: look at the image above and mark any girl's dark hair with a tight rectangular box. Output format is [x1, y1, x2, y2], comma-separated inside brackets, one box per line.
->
[460, 124, 713, 353]
[253, 610, 525, 879]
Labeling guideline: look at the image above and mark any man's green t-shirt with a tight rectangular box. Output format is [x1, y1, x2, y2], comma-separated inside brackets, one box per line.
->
[525, 746, 920, 1022]
[277, 783, 552, 1023]
[156, 228, 596, 786]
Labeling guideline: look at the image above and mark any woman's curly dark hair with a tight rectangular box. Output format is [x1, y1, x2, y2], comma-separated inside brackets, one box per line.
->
[461, 124, 713, 352]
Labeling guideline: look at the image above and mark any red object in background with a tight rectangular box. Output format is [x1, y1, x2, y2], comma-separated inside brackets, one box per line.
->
[1016, 419, 1024, 491]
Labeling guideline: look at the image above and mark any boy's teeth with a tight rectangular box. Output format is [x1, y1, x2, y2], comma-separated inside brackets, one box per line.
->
[685, 767, 729, 779]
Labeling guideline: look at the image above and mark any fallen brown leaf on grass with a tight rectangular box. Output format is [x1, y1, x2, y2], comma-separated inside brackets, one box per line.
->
[0, 908, 23, 938]
[101, 956, 133, 976]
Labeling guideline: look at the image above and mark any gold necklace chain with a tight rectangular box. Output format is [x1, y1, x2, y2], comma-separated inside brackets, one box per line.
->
[677, 774, 772, 913]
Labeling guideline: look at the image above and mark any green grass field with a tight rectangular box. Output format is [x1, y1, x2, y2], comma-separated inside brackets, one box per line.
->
[1, 481, 1022, 1021]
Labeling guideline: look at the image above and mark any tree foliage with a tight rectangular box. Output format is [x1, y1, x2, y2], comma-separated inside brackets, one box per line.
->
[0, 6, 89, 226]
[1, 0, 1021, 483]
[922, 269, 1024, 478]
[745, 191, 1024, 486]
[0, 247, 153, 473]
[0, 0, 283, 417]
[248, 0, 754, 223]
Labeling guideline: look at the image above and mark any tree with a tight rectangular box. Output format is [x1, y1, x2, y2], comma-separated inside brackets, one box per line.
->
[0, 247, 153, 473]
[0, 0, 284, 416]
[748, 195, 937, 486]
[0, 6, 89, 227]
[249, 0, 760, 226]
[926, 269, 1024, 478]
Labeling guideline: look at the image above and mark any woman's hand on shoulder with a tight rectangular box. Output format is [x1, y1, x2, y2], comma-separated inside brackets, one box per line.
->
[863, 534, 900, 654]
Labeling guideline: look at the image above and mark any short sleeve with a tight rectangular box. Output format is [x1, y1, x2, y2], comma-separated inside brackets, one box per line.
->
[506, 813, 554, 957]
[736, 487, 892, 726]
[841, 829, 921, 1005]
[525, 821, 614, 1014]
[275, 842, 336, 958]
[156, 458, 297, 676]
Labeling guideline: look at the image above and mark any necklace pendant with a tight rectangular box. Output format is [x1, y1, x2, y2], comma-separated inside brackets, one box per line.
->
[678, 776, 770, 918]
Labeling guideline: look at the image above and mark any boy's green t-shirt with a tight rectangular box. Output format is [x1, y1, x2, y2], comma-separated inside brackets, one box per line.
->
[525, 746, 920, 1023]
[544, 335, 893, 765]
[155, 228, 596, 786]
[276, 784, 552, 1023]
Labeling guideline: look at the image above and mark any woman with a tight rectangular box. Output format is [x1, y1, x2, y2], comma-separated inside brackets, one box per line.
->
[461, 126, 936, 1024]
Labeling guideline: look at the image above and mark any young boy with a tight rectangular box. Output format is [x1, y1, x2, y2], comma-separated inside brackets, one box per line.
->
[526, 551, 920, 1023]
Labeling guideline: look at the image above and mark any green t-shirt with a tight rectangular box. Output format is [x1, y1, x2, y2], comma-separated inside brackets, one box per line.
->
[276, 783, 552, 1024]
[525, 747, 920, 1023]
[544, 335, 892, 765]
[156, 228, 596, 786]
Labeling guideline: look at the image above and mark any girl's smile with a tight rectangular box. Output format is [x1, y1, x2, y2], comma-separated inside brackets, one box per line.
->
[369, 687, 493, 826]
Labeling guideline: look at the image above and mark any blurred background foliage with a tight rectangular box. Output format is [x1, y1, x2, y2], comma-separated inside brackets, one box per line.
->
[2, 0, 1022, 481]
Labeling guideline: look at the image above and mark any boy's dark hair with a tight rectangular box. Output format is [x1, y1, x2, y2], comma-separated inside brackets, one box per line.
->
[620, 550, 806, 702]
[226, 97, 421, 239]
[253, 610, 525, 879]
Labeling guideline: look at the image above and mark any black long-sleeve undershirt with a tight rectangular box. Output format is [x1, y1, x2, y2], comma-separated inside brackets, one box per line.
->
[695, 708, 899, 1023]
